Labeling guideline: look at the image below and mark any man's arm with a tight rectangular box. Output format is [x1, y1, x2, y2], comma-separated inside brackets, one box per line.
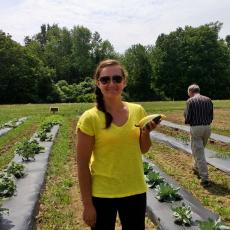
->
[210, 100, 214, 122]
[184, 100, 192, 124]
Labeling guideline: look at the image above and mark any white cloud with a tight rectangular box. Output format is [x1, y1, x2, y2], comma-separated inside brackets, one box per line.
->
[0, 0, 230, 53]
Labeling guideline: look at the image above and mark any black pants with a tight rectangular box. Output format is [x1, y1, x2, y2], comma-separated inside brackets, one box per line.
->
[91, 193, 146, 230]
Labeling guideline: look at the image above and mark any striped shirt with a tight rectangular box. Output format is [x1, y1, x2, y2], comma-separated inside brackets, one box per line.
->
[184, 94, 213, 126]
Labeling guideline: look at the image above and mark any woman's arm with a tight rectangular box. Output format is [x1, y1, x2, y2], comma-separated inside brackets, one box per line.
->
[76, 129, 96, 227]
[139, 121, 157, 153]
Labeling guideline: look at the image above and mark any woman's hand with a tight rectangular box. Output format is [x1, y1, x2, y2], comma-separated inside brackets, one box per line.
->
[83, 203, 97, 227]
[142, 121, 157, 134]
[140, 121, 158, 153]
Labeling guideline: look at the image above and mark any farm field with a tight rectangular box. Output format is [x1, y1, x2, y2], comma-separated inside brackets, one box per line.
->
[0, 100, 229, 229]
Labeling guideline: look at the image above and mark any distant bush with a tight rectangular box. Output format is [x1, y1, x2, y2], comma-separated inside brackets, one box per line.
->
[76, 93, 95, 102]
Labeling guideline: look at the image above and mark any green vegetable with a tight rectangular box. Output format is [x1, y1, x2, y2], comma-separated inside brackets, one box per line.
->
[0, 173, 16, 198]
[146, 171, 165, 188]
[15, 139, 44, 161]
[143, 162, 153, 175]
[197, 218, 230, 230]
[0, 206, 9, 218]
[155, 183, 182, 202]
[172, 202, 192, 226]
[6, 162, 25, 178]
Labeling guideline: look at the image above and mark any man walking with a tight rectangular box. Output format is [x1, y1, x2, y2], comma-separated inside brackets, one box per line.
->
[184, 84, 213, 187]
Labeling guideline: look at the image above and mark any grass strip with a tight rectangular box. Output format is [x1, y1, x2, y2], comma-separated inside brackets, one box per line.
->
[36, 117, 80, 229]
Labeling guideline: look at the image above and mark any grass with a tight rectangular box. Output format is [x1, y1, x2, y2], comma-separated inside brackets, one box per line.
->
[0, 100, 229, 228]
[36, 117, 80, 229]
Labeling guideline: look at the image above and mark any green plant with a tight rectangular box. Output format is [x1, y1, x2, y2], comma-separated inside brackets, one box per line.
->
[40, 120, 61, 132]
[40, 123, 53, 132]
[197, 218, 230, 230]
[76, 93, 95, 102]
[0, 172, 16, 198]
[37, 130, 52, 141]
[172, 202, 192, 226]
[15, 139, 44, 161]
[146, 171, 165, 188]
[155, 183, 182, 202]
[0, 206, 9, 218]
[143, 162, 153, 175]
[6, 162, 25, 178]
[29, 140, 44, 154]
[36, 119, 61, 142]
[3, 118, 18, 128]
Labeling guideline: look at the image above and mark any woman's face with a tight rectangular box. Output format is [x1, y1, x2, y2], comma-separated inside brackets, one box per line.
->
[96, 65, 126, 98]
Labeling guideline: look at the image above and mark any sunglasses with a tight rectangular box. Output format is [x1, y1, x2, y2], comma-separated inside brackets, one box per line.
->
[98, 75, 124, 85]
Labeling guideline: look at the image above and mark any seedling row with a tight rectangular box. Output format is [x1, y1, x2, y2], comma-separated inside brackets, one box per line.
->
[0, 117, 61, 229]
[143, 160, 229, 230]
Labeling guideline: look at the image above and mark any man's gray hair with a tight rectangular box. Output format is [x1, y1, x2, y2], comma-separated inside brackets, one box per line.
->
[188, 84, 200, 94]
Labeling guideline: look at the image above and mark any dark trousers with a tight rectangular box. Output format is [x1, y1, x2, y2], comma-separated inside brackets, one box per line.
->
[91, 193, 146, 230]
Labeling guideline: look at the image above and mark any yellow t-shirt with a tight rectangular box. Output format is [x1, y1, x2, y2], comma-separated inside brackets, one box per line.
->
[77, 102, 147, 198]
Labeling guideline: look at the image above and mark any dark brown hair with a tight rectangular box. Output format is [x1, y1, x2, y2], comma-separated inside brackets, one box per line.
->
[94, 59, 127, 128]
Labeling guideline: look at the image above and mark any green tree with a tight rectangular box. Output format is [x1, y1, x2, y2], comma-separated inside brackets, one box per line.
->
[71, 26, 93, 82]
[91, 32, 118, 67]
[122, 44, 154, 101]
[226, 35, 230, 46]
[0, 30, 55, 103]
[153, 22, 230, 99]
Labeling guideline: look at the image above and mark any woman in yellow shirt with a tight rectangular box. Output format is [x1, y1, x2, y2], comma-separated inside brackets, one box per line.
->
[76, 59, 158, 230]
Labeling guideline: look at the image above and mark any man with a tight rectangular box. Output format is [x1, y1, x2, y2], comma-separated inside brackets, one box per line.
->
[184, 84, 213, 188]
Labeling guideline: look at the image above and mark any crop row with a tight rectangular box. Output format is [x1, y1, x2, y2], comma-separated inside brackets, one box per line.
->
[0, 117, 61, 229]
[143, 160, 230, 230]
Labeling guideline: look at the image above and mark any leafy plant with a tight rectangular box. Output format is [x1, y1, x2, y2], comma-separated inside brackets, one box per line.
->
[146, 171, 165, 188]
[36, 130, 53, 141]
[0, 173, 16, 198]
[36, 119, 61, 141]
[172, 202, 192, 226]
[40, 120, 61, 132]
[15, 139, 44, 161]
[155, 183, 182, 202]
[0, 207, 9, 218]
[197, 218, 230, 230]
[6, 162, 25, 178]
[30, 140, 44, 154]
[0, 118, 18, 129]
[40, 122, 54, 132]
[143, 162, 153, 175]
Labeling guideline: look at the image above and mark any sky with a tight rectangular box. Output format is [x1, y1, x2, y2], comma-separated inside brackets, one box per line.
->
[0, 0, 230, 53]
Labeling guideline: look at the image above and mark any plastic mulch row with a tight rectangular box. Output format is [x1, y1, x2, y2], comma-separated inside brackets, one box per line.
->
[161, 120, 230, 144]
[0, 125, 59, 230]
[150, 130, 230, 175]
[144, 158, 218, 230]
[0, 117, 27, 137]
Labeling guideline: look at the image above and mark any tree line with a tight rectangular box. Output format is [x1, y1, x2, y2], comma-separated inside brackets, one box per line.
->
[0, 21, 229, 103]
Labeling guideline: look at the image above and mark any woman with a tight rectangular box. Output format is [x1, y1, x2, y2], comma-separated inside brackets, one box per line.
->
[76, 59, 157, 230]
